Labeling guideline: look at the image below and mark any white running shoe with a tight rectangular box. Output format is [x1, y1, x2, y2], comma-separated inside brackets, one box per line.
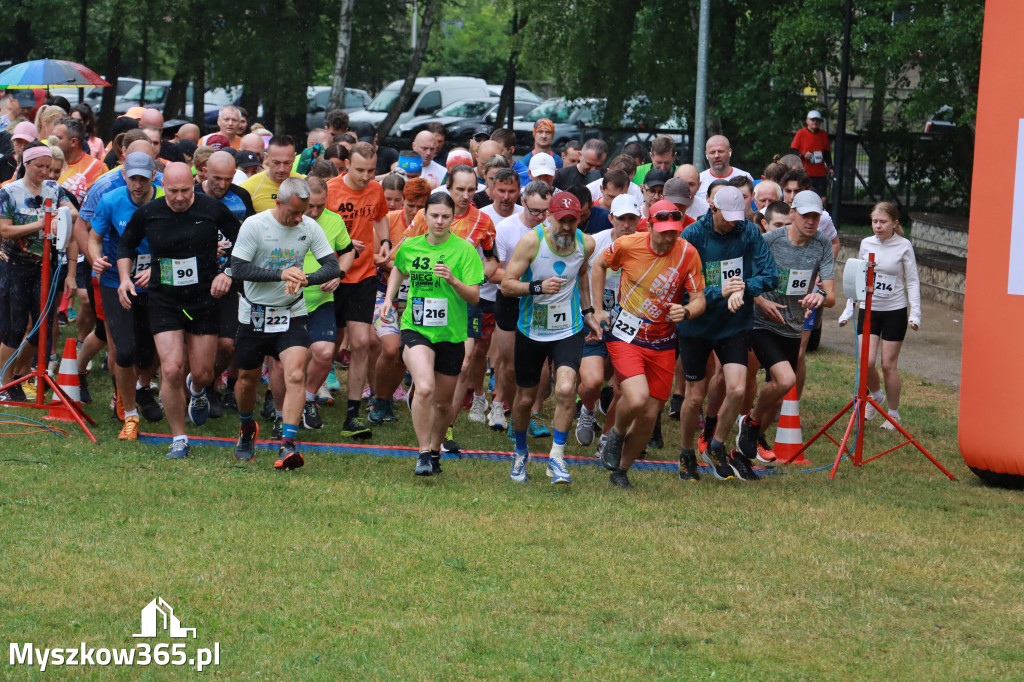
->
[488, 401, 507, 431]
[510, 449, 530, 482]
[469, 394, 488, 424]
[864, 396, 884, 420]
[880, 414, 901, 431]
[547, 453, 571, 484]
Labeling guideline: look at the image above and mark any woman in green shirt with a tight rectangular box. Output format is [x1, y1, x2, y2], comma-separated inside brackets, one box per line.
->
[380, 193, 484, 476]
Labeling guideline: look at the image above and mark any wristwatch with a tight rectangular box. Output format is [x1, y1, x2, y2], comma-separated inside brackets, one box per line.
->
[682, 307, 690, 320]
[581, 307, 594, 316]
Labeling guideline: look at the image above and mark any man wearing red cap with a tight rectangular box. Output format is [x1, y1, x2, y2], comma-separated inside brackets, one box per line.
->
[592, 199, 706, 488]
[501, 190, 601, 485]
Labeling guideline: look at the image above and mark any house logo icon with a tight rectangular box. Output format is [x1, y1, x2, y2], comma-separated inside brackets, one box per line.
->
[132, 597, 197, 639]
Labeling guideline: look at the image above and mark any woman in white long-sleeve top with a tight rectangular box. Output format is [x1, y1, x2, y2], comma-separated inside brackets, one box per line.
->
[838, 202, 921, 429]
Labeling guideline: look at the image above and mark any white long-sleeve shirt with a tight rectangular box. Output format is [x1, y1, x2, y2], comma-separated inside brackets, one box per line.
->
[839, 233, 922, 326]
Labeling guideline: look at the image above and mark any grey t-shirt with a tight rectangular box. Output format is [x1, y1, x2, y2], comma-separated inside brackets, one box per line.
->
[754, 227, 835, 337]
[233, 210, 334, 323]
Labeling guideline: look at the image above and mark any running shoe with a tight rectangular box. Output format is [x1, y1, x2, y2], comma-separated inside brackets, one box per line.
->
[697, 428, 712, 456]
[325, 369, 341, 392]
[756, 434, 776, 463]
[316, 382, 334, 406]
[430, 454, 443, 475]
[460, 389, 474, 411]
[381, 399, 399, 423]
[678, 452, 700, 482]
[118, 415, 140, 440]
[668, 394, 683, 420]
[601, 430, 625, 472]
[207, 388, 224, 419]
[609, 471, 633, 489]
[548, 453, 572, 484]
[271, 416, 283, 440]
[599, 385, 614, 415]
[393, 384, 408, 403]
[341, 416, 372, 440]
[736, 415, 758, 460]
[648, 413, 664, 449]
[880, 414, 901, 431]
[414, 450, 432, 476]
[510, 449, 530, 482]
[22, 380, 37, 400]
[441, 426, 460, 454]
[222, 386, 238, 412]
[136, 385, 164, 422]
[528, 414, 551, 438]
[864, 398, 882, 421]
[0, 385, 26, 402]
[274, 443, 304, 470]
[186, 377, 210, 426]
[302, 400, 323, 430]
[113, 389, 125, 422]
[488, 401, 507, 431]
[368, 397, 388, 425]
[595, 433, 608, 459]
[260, 392, 276, 421]
[727, 449, 759, 481]
[576, 405, 597, 446]
[166, 440, 189, 459]
[234, 422, 259, 462]
[78, 373, 92, 403]
[468, 395, 488, 424]
[702, 443, 734, 480]
[339, 349, 351, 369]
[361, 385, 373, 401]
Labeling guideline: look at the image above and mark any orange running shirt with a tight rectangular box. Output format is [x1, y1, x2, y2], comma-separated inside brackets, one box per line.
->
[404, 204, 495, 251]
[59, 152, 108, 204]
[604, 231, 704, 350]
[326, 175, 388, 283]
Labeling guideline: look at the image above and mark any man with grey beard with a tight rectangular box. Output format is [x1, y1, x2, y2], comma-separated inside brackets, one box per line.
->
[500, 190, 601, 485]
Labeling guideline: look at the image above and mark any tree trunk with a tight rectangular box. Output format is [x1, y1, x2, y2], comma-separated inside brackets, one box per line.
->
[495, 8, 525, 131]
[96, 6, 124, 140]
[78, 0, 88, 103]
[192, 62, 206, 127]
[378, 0, 441, 141]
[327, 0, 356, 112]
[866, 69, 887, 197]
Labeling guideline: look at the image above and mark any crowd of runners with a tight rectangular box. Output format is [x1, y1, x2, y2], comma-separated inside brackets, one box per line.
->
[0, 97, 923, 486]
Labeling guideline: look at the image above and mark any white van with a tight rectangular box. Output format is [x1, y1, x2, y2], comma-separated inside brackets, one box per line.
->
[348, 76, 490, 137]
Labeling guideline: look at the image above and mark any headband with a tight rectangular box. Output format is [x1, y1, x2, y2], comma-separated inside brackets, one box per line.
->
[23, 146, 53, 164]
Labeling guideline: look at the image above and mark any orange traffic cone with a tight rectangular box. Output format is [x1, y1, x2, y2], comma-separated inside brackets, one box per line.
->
[775, 386, 811, 464]
[44, 338, 81, 421]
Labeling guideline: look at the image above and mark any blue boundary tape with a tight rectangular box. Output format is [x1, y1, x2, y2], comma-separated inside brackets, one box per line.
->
[138, 432, 785, 478]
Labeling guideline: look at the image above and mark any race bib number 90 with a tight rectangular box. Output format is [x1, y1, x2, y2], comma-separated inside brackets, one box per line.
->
[159, 257, 199, 286]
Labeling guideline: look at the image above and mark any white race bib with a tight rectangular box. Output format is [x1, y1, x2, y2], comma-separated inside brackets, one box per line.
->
[544, 301, 571, 330]
[397, 279, 410, 301]
[132, 253, 151, 276]
[810, 151, 823, 164]
[264, 306, 291, 333]
[785, 268, 813, 296]
[611, 309, 641, 343]
[422, 297, 448, 327]
[720, 257, 743, 288]
[873, 273, 896, 299]
[160, 257, 199, 286]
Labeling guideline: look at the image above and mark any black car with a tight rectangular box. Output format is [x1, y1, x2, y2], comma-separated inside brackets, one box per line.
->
[395, 97, 537, 145]
[512, 98, 600, 153]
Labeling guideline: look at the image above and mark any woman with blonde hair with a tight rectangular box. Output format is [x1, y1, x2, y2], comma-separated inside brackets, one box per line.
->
[46, 145, 67, 181]
[838, 201, 921, 429]
[34, 105, 66, 142]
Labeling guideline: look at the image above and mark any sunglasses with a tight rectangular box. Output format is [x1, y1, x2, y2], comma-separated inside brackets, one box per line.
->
[652, 210, 683, 222]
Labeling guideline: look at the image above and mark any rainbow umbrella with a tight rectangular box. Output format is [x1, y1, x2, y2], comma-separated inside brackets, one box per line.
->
[0, 59, 110, 89]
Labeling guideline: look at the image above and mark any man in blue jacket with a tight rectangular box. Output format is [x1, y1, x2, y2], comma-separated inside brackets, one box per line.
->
[677, 186, 777, 482]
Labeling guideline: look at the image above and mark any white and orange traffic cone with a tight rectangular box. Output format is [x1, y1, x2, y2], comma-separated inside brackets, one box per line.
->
[775, 386, 811, 464]
[44, 338, 81, 421]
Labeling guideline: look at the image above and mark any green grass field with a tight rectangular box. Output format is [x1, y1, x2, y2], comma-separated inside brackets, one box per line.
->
[1, 345, 1022, 680]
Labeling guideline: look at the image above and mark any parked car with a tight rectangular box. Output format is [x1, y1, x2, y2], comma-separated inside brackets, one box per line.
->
[306, 86, 373, 130]
[202, 86, 267, 129]
[395, 96, 537, 142]
[447, 99, 540, 147]
[347, 76, 491, 137]
[114, 80, 195, 116]
[512, 98, 600, 152]
[49, 78, 141, 111]
[486, 84, 543, 104]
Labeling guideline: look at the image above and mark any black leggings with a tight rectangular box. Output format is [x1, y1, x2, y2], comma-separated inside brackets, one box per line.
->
[2, 259, 66, 352]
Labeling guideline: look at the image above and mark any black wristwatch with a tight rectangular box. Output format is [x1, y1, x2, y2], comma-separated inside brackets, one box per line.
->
[682, 307, 690, 320]
[338, 270, 347, 281]
[581, 307, 594, 316]
[381, 238, 393, 248]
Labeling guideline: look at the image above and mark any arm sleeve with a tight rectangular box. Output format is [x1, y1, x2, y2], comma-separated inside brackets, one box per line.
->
[304, 251, 341, 285]
[338, 242, 354, 255]
[903, 242, 922, 325]
[745, 227, 779, 297]
[117, 207, 145, 259]
[231, 256, 284, 282]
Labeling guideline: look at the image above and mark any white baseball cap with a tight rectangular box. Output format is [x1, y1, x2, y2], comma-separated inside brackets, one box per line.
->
[528, 152, 556, 178]
[610, 193, 642, 218]
[713, 186, 746, 222]
[807, 109, 823, 120]
[791, 190, 824, 215]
